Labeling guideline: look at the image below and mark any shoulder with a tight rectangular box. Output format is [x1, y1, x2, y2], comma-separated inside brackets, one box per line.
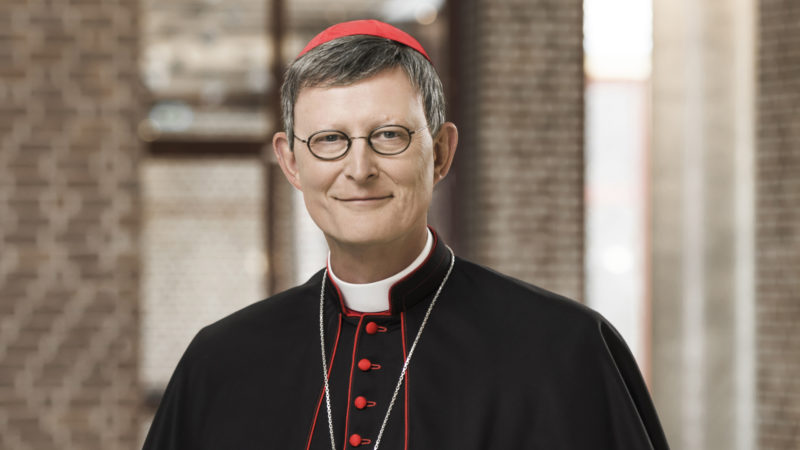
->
[440, 257, 611, 354]
[450, 257, 602, 327]
[442, 257, 638, 383]
[439, 261, 665, 448]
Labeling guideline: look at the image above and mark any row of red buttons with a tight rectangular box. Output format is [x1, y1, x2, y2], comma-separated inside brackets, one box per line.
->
[350, 321, 383, 447]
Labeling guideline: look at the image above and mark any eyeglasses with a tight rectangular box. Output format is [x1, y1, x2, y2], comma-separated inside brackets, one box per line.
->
[294, 124, 427, 161]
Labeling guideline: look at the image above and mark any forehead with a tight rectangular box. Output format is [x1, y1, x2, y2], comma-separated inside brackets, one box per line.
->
[294, 68, 424, 129]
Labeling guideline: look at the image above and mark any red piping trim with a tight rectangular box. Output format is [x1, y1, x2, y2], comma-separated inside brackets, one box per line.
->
[389, 226, 439, 310]
[324, 262, 347, 313]
[394, 256, 447, 310]
[388, 227, 440, 313]
[345, 309, 392, 318]
[401, 312, 410, 450]
[306, 314, 343, 450]
[341, 316, 365, 450]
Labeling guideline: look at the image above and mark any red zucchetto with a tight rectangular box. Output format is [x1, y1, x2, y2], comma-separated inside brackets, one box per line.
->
[296, 19, 431, 62]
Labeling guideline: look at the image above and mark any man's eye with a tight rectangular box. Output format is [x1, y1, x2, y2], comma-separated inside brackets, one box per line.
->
[313, 133, 344, 144]
[373, 129, 405, 141]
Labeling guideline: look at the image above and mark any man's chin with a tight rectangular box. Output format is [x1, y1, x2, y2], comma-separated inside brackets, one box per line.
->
[326, 231, 392, 248]
[323, 226, 413, 250]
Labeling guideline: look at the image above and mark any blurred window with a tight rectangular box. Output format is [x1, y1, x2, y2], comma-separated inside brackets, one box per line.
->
[140, 158, 267, 393]
[584, 0, 653, 372]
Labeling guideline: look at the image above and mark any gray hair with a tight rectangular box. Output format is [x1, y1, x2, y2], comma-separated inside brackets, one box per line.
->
[281, 35, 446, 149]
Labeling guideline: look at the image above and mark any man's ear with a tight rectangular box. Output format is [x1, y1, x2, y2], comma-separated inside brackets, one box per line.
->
[273, 131, 303, 191]
[432, 122, 458, 185]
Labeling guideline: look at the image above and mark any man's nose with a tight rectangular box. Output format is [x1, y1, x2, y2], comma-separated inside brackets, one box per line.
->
[342, 137, 378, 182]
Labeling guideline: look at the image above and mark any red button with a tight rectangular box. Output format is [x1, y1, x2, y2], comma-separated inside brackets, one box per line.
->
[358, 358, 372, 371]
[354, 396, 367, 409]
[365, 322, 378, 335]
[349, 433, 362, 447]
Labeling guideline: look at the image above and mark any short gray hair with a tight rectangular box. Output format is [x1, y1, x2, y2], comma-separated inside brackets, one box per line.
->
[281, 35, 446, 149]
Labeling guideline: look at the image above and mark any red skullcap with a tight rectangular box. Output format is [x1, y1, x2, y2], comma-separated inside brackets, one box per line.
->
[297, 19, 431, 62]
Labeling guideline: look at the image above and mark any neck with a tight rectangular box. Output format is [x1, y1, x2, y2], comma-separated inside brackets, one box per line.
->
[327, 225, 429, 284]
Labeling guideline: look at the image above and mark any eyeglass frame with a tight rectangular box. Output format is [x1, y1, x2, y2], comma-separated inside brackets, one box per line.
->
[293, 124, 428, 161]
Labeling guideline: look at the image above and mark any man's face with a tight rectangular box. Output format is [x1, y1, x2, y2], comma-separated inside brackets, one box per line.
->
[276, 68, 446, 249]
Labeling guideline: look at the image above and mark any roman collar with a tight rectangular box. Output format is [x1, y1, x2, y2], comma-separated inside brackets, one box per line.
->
[323, 227, 453, 316]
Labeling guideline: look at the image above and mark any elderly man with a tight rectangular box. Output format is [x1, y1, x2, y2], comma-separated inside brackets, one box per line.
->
[144, 20, 668, 450]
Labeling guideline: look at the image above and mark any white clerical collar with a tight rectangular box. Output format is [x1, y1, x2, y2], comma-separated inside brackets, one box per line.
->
[327, 229, 434, 313]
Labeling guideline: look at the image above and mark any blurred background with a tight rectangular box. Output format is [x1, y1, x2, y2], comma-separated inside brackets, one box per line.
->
[0, 0, 797, 448]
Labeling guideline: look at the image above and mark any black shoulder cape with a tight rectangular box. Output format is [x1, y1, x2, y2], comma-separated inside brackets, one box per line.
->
[143, 233, 669, 449]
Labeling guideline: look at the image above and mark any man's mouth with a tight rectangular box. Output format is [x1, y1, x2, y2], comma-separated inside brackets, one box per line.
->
[336, 195, 393, 202]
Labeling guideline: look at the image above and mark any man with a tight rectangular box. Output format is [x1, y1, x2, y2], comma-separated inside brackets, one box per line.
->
[144, 20, 668, 450]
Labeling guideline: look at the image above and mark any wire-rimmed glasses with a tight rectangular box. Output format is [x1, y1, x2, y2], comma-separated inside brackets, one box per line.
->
[294, 124, 427, 161]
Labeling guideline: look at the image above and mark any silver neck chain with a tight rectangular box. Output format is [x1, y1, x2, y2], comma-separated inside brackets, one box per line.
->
[319, 246, 455, 450]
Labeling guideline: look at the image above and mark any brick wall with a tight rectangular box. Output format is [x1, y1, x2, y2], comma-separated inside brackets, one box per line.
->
[451, 0, 585, 300]
[757, 0, 800, 447]
[0, 0, 142, 448]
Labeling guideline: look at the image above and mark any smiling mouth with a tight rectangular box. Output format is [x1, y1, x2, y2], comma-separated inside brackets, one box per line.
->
[336, 195, 393, 202]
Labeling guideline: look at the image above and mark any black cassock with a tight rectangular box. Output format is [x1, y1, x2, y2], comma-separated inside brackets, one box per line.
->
[143, 233, 669, 450]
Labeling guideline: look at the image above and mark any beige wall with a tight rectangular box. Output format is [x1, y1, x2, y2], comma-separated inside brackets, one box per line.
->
[651, 0, 757, 448]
